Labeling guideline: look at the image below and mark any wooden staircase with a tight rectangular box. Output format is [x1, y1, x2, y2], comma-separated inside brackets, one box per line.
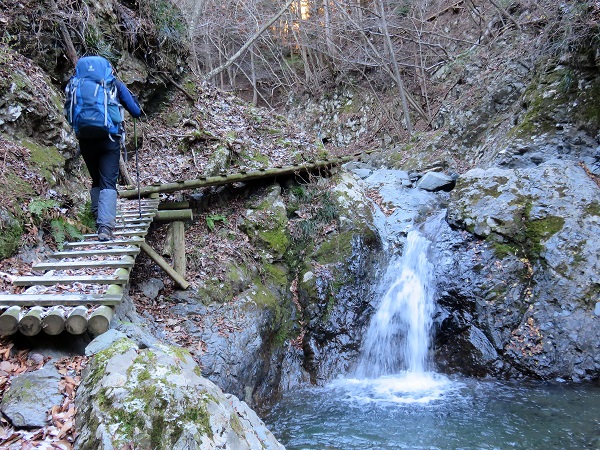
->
[0, 198, 160, 337]
[0, 154, 364, 338]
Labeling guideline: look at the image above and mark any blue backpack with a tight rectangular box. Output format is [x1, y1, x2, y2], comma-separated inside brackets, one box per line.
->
[65, 56, 123, 138]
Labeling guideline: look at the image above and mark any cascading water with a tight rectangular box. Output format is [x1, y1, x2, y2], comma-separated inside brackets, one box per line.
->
[341, 218, 452, 404]
[265, 170, 600, 449]
[354, 230, 435, 378]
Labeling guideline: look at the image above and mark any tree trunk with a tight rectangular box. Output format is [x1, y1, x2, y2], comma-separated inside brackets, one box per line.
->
[119, 154, 135, 186]
[251, 47, 258, 106]
[46, 0, 78, 66]
[203, 0, 295, 81]
[323, 0, 335, 58]
[377, 0, 413, 137]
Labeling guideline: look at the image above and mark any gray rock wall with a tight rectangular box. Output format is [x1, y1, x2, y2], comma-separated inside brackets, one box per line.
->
[433, 159, 600, 381]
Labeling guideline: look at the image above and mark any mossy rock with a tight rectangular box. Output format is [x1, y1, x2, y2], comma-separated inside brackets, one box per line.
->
[312, 232, 354, 265]
[511, 64, 600, 138]
[196, 262, 253, 304]
[22, 138, 65, 186]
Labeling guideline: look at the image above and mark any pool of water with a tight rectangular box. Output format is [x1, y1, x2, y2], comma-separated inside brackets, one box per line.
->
[264, 372, 600, 450]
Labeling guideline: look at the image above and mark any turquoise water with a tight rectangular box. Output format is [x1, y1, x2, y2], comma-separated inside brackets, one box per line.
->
[264, 373, 600, 450]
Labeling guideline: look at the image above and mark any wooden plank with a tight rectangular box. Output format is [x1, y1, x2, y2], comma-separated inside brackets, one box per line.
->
[172, 221, 186, 278]
[64, 237, 144, 248]
[118, 210, 157, 215]
[119, 156, 355, 198]
[114, 223, 152, 230]
[155, 209, 193, 222]
[83, 230, 147, 239]
[140, 242, 190, 290]
[51, 247, 140, 258]
[115, 218, 153, 224]
[13, 273, 129, 286]
[158, 201, 190, 210]
[116, 215, 155, 220]
[0, 294, 123, 306]
[33, 256, 135, 271]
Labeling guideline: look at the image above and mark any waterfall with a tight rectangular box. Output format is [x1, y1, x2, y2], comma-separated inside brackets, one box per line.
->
[355, 229, 435, 378]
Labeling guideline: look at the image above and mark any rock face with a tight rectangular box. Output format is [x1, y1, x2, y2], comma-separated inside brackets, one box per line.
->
[75, 337, 284, 450]
[0, 365, 63, 428]
[433, 159, 600, 380]
[159, 174, 383, 407]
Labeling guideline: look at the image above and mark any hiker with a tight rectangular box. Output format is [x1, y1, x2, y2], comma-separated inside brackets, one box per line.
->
[65, 55, 142, 241]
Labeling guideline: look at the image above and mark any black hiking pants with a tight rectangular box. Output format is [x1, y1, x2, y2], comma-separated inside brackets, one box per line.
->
[79, 136, 120, 190]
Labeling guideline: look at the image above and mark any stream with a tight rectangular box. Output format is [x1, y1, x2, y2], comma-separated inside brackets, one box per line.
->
[265, 168, 600, 449]
[264, 375, 600, 449]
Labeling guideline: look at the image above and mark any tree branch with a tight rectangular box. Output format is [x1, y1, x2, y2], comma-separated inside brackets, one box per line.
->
[203, 0, 295, 81]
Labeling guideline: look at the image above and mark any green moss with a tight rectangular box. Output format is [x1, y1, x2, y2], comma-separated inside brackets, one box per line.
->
[257, 229, 290, 255]
[251, 285, 279, 311]
[0, 219, 22, 260]
[240, 149, 269, 166]
[490, 240, 519, 259]
[89, 338, 137, 385]
[313, 232, 353, 265]
[524, 215, 564, 257]
[22, 139, 65, 185]
[160, 344, 192, 362]
[151, 415, 166, 448]
[263, 263, 288, 287]
[488, 200, 564, 261]
[138, 368, 151, 383]
[229, 413, 244, 436]
[3, 171, 35, 199]
[511, 65, 600, 138]
[584, 201, 600, 217]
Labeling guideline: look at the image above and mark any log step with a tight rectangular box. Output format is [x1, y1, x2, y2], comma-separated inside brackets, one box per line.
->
[51, 247, 140, 258]
[0, 197, 163, 337]
[0, 305, 116, 336]
[63, 237, 144, 248]
[33, 256, 135, 271]
[83, 230, 147, 239]
[0, 294, 122, 306]
[13, 272, 129, 286]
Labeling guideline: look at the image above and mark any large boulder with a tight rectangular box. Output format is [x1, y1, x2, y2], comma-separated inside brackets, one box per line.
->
[75, 337, 284, 450]
[434, 159, 600, 380]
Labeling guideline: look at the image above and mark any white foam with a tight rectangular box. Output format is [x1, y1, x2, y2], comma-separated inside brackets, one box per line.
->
[329, 371, 461, 405]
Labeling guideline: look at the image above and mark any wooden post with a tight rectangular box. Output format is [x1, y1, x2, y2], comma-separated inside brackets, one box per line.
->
[42, 306, 65, 336]
[88, 306, 114, 336]
[140, 242, 190, 290]
[0, 306, 21, 335]
[19, 306, 44, 336]
[172, 221, 186, 278]
[66, 306, 88, 335]
[159, 201, 190, 210]
[162, 223, 174, 257]
[154, 209, 193, 222]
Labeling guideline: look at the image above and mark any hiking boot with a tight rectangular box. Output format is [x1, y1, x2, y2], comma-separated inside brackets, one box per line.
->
[97, 225, 114, 242]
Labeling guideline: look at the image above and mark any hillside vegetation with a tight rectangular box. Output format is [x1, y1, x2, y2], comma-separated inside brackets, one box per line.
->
[0, 0, 600, 448]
